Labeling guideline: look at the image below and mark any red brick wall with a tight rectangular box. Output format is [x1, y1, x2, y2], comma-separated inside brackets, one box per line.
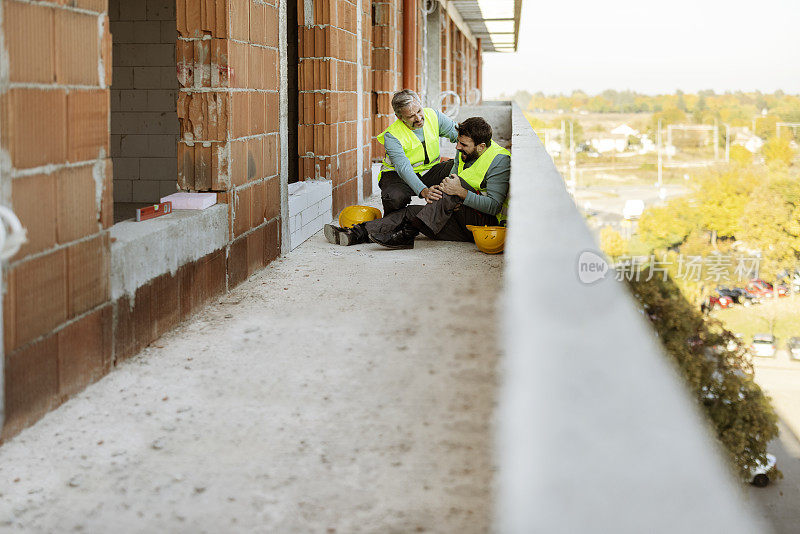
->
[370, 0, 402, 163]
[359, 0, 373, 199]
[174, 0, 282, 288]
[297, 0, 365, 214]
[1, 0, 113, 438]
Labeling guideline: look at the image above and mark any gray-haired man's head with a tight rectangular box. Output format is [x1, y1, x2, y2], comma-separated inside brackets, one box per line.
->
[392, 89, 424, 129]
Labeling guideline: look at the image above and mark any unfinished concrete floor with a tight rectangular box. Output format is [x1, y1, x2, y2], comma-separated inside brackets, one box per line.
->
[0, 200, 504, 533]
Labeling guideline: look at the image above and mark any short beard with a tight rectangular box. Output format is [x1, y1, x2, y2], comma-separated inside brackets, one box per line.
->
[460, 149, 479, 163]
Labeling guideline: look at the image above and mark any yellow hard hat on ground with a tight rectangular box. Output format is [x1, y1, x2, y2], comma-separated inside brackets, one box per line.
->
[339, 205, 382, 228]
[466, 225, 506, 254]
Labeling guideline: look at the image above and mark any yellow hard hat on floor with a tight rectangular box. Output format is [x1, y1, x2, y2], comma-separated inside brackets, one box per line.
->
[466, 225, 506, 254]
[339, 205, 382, 228]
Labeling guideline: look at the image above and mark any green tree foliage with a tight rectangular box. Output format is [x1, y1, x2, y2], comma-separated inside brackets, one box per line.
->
[729, 145, 753, 166]
[762, 136, 795, 168]
[740, 174, 800, 279]
[693, 167, 761, 238]
[637, 198, 699, 251]
[599, 226, 627, 259]
[626, 275, 779, 480]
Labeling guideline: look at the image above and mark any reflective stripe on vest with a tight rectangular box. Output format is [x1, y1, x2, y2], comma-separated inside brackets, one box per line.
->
[456, 141, 511, 222]
[376, 108, 441, 180]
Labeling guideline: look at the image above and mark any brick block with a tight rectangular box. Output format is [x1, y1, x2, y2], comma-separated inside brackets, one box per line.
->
[113, 294, 135, 362]
[231, 91, 250, 138]
[264, 217, 280, 264]
[249, 1, 267, 45]
[232, 185, 252, 237]
[249, 92, 267, 135]
[228, 41, 249, 88]
[67, 234, 110, 318]
[230, 139, 248, 187]
[247, 136, 264, 181]
[251, 178, 265, 227]
[55, 9, 99, 85]
[247, 224, 266, 276]
[227, 236, 248, 288]
[147, 0, 176, 20]
[265, 4, 279, 47]
[101, 160, 114, 229]
[113, 179, 133, 202]
[151, 272, 180, 338]
[10, 249, 67, 350]
[247, 46, 265, 90]
[266, 91, 279, 133]
[264, 175, 280, 221]
[207, 249, 227, 296]
[132, 180, 162, 202]
[178, 262, 197, 321]
[67, 90, 110, 163]
[264, 47, 279, 90]
[2, 335, 59, 440]
[11, 173, 57, 261]
[228, 0, 249, 40]
[4, 1, 55, 83]
[57, 306, 112, 398]
[134, 283, 156, 352]
[56, 165, 98, 243]
[0, 89, 67, 169]
[120, 0, 147, 20]
[264, 133, 278, 178]
[140, 157, 178, 181]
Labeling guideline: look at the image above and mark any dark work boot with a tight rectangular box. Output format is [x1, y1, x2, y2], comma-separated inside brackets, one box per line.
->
[368, 223, 419, 249]
[324, 223, 368, 246]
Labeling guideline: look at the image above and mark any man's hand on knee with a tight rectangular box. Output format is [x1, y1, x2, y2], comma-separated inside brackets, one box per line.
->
[420, 186, 443, 204]
[439, 175, 468, 200]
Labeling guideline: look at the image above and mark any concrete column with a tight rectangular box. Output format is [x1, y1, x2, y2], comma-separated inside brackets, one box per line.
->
[424, 3, 442, 107]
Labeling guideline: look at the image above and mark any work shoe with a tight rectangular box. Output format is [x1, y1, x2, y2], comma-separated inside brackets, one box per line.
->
[368, 225, 418, 249]
[324, 224, 367, 246]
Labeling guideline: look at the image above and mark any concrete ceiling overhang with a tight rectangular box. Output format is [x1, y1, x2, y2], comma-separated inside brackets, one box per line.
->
[440, 0, 521, 52]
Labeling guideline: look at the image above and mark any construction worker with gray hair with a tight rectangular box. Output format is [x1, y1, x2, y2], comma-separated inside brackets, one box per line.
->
[373, 89, 459, 214]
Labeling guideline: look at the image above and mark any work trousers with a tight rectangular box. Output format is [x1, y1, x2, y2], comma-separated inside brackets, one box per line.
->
[378, 160, 454, 214]
[365, 178, 498, 242]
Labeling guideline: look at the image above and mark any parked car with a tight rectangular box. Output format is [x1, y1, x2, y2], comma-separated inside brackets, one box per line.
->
[717, 286, 759, 306]
[746, 279, 788, 298]
[750, 334, 777, 358]
[776, 269, 800, 293]
[701, 294, 735, 313]
[749, 453, 778, 487]
[788, 337, 800, 361]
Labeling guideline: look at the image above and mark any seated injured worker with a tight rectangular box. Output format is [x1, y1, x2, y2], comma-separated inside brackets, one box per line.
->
[375, 89, 460, 213]
[324, 116, 510, 249]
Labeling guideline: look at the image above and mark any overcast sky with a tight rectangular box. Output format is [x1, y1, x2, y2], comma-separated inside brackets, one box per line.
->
[481, 0, 800, 97]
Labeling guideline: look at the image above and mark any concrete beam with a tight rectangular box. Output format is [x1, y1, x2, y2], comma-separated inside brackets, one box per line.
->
[436, 0, 478, 49]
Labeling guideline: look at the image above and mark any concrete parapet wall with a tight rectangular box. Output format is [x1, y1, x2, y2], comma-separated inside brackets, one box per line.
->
[495, 102, 765, 532]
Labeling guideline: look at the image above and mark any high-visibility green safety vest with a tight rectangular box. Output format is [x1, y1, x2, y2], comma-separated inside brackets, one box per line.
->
[456, 141, 511, 222]
[377, 107, 441, 181]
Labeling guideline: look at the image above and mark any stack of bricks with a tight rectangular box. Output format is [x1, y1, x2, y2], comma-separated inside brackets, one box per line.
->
[297, 0, 363, 214]
[370, 0, 402, 163]
[109, 0, 180, 204]
[1, 0, 113, 438]
[174, 0, 282, 287]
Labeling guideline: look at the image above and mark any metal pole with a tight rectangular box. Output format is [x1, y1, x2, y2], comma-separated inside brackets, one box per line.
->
[725, 125, 730, 163]
[657, 119, 663, 188]
[667, 125, 672, 162]
[569, 121, 576, 186]
[713, 119, 719, 161]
